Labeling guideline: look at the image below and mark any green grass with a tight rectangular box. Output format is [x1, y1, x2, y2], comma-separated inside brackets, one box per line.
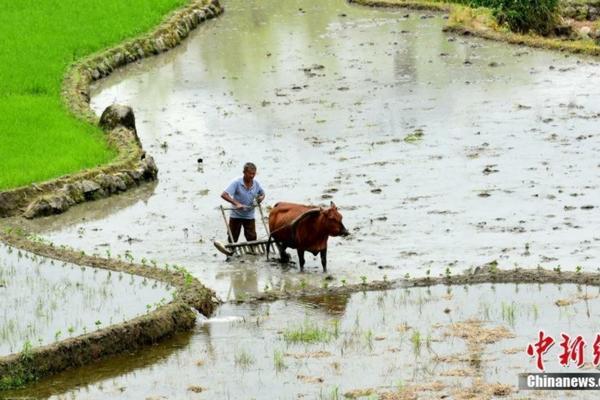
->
[0, 0, 188, 190]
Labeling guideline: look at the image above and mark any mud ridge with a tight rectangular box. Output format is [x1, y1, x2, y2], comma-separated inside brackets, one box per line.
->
[349, 0, 450, 11]
[0, 0, 224, 388]
[236, 265, 600, 304]
[0, 0, 224, 219]
[0, 228, 219, 390]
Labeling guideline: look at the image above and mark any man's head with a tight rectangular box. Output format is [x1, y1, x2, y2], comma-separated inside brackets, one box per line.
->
[243, 162, 257, 182]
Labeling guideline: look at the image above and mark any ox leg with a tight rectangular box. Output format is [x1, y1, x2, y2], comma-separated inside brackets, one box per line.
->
[297, 249, 305, 272]
[277, 244, 290, 263]
[320, 249, 327, 273]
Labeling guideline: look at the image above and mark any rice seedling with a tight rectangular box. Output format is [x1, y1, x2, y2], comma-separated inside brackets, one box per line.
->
[234, 348, 254, 368]
[445, 267, 452, 278]
[283, 320, 334, 344]
[531, 304, 539, 321]
[319, 386, 340, 400]
[410, 330, 421, 355]
[365, 329, 374, 351]
[481, 302, 492, 321]
[501, 302, 517, 327]
[299, 279, 308, 290]
[273, 350, 286, 372]
[554, 265, 562, 274]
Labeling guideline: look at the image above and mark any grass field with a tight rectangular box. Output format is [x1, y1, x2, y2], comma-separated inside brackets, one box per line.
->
[0, 0, 188, 190]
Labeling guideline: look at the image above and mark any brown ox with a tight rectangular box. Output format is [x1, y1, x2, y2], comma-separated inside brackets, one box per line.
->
[267, 201, 349, 272]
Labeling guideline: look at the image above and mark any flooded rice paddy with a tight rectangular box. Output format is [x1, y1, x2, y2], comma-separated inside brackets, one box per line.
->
[8, 283, 600, 399]
[0, 244, 173, 356]
[12, 0, 600, 299]
[4, 0, 600, 396]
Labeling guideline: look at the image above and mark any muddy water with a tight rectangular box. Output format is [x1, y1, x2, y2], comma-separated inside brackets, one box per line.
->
[14, 0, 600, 300]
[0, 244, 173, 356]
[10, 283, 600, 399]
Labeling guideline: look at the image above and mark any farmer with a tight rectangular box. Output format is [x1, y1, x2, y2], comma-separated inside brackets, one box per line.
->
[221, 162, 265, 243]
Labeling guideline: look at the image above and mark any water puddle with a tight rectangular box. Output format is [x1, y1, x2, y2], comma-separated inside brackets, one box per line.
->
[9, 283, 600, 398]
[0, 244, 174, 356]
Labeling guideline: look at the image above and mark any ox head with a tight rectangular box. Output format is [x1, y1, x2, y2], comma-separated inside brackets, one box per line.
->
[323, 201, 349, 237]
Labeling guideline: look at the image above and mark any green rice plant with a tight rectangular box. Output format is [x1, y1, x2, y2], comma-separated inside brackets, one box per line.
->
[501, 302, 517, 326]
[531, 304, 539, 321]
[234, 348, 254, 368]
[0, 0, 193, 190]
[411, 330, 422, 355]
[365, 329, 374, 351]
[445, 267, 452, 278]
[299, 278, 307, 290]
[124, 251, 134, 263]
[426, 333, 433, 351]
[481, 302, 492, 320]
[319, 386, 340, 400]
[283, 320, 333, 344]
[331, 320, 340, 339]
[404, 128, 424, 143]
[554, 265, 562, 274]
[273, 350, 286, 372]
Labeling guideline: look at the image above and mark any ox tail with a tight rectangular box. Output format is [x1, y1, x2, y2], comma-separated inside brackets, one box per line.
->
[266, 232, 273, 261]
[266, 223, 287, 261]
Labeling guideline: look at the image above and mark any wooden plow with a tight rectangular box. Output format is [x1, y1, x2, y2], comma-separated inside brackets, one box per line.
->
[213, 201, 278, 257]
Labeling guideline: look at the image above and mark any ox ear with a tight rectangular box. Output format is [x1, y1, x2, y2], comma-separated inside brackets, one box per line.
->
[330, 201, 336, 209]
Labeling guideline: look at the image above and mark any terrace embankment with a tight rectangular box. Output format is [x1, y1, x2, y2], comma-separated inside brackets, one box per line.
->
[238, 263, 600, 305]
[0, 228, 219, 389]
[0, 0, 223, 219]
[0, 0, 224, 388]
[351, 0, 600, 55]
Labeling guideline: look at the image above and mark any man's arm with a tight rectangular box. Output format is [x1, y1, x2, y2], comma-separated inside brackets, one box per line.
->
[221, 191, 246, 209]
[256, 183, 265, 204]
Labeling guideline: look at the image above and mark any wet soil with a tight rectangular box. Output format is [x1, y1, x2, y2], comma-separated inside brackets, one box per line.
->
[10, 0, 600, 302]
[8, 283, 600, 399]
